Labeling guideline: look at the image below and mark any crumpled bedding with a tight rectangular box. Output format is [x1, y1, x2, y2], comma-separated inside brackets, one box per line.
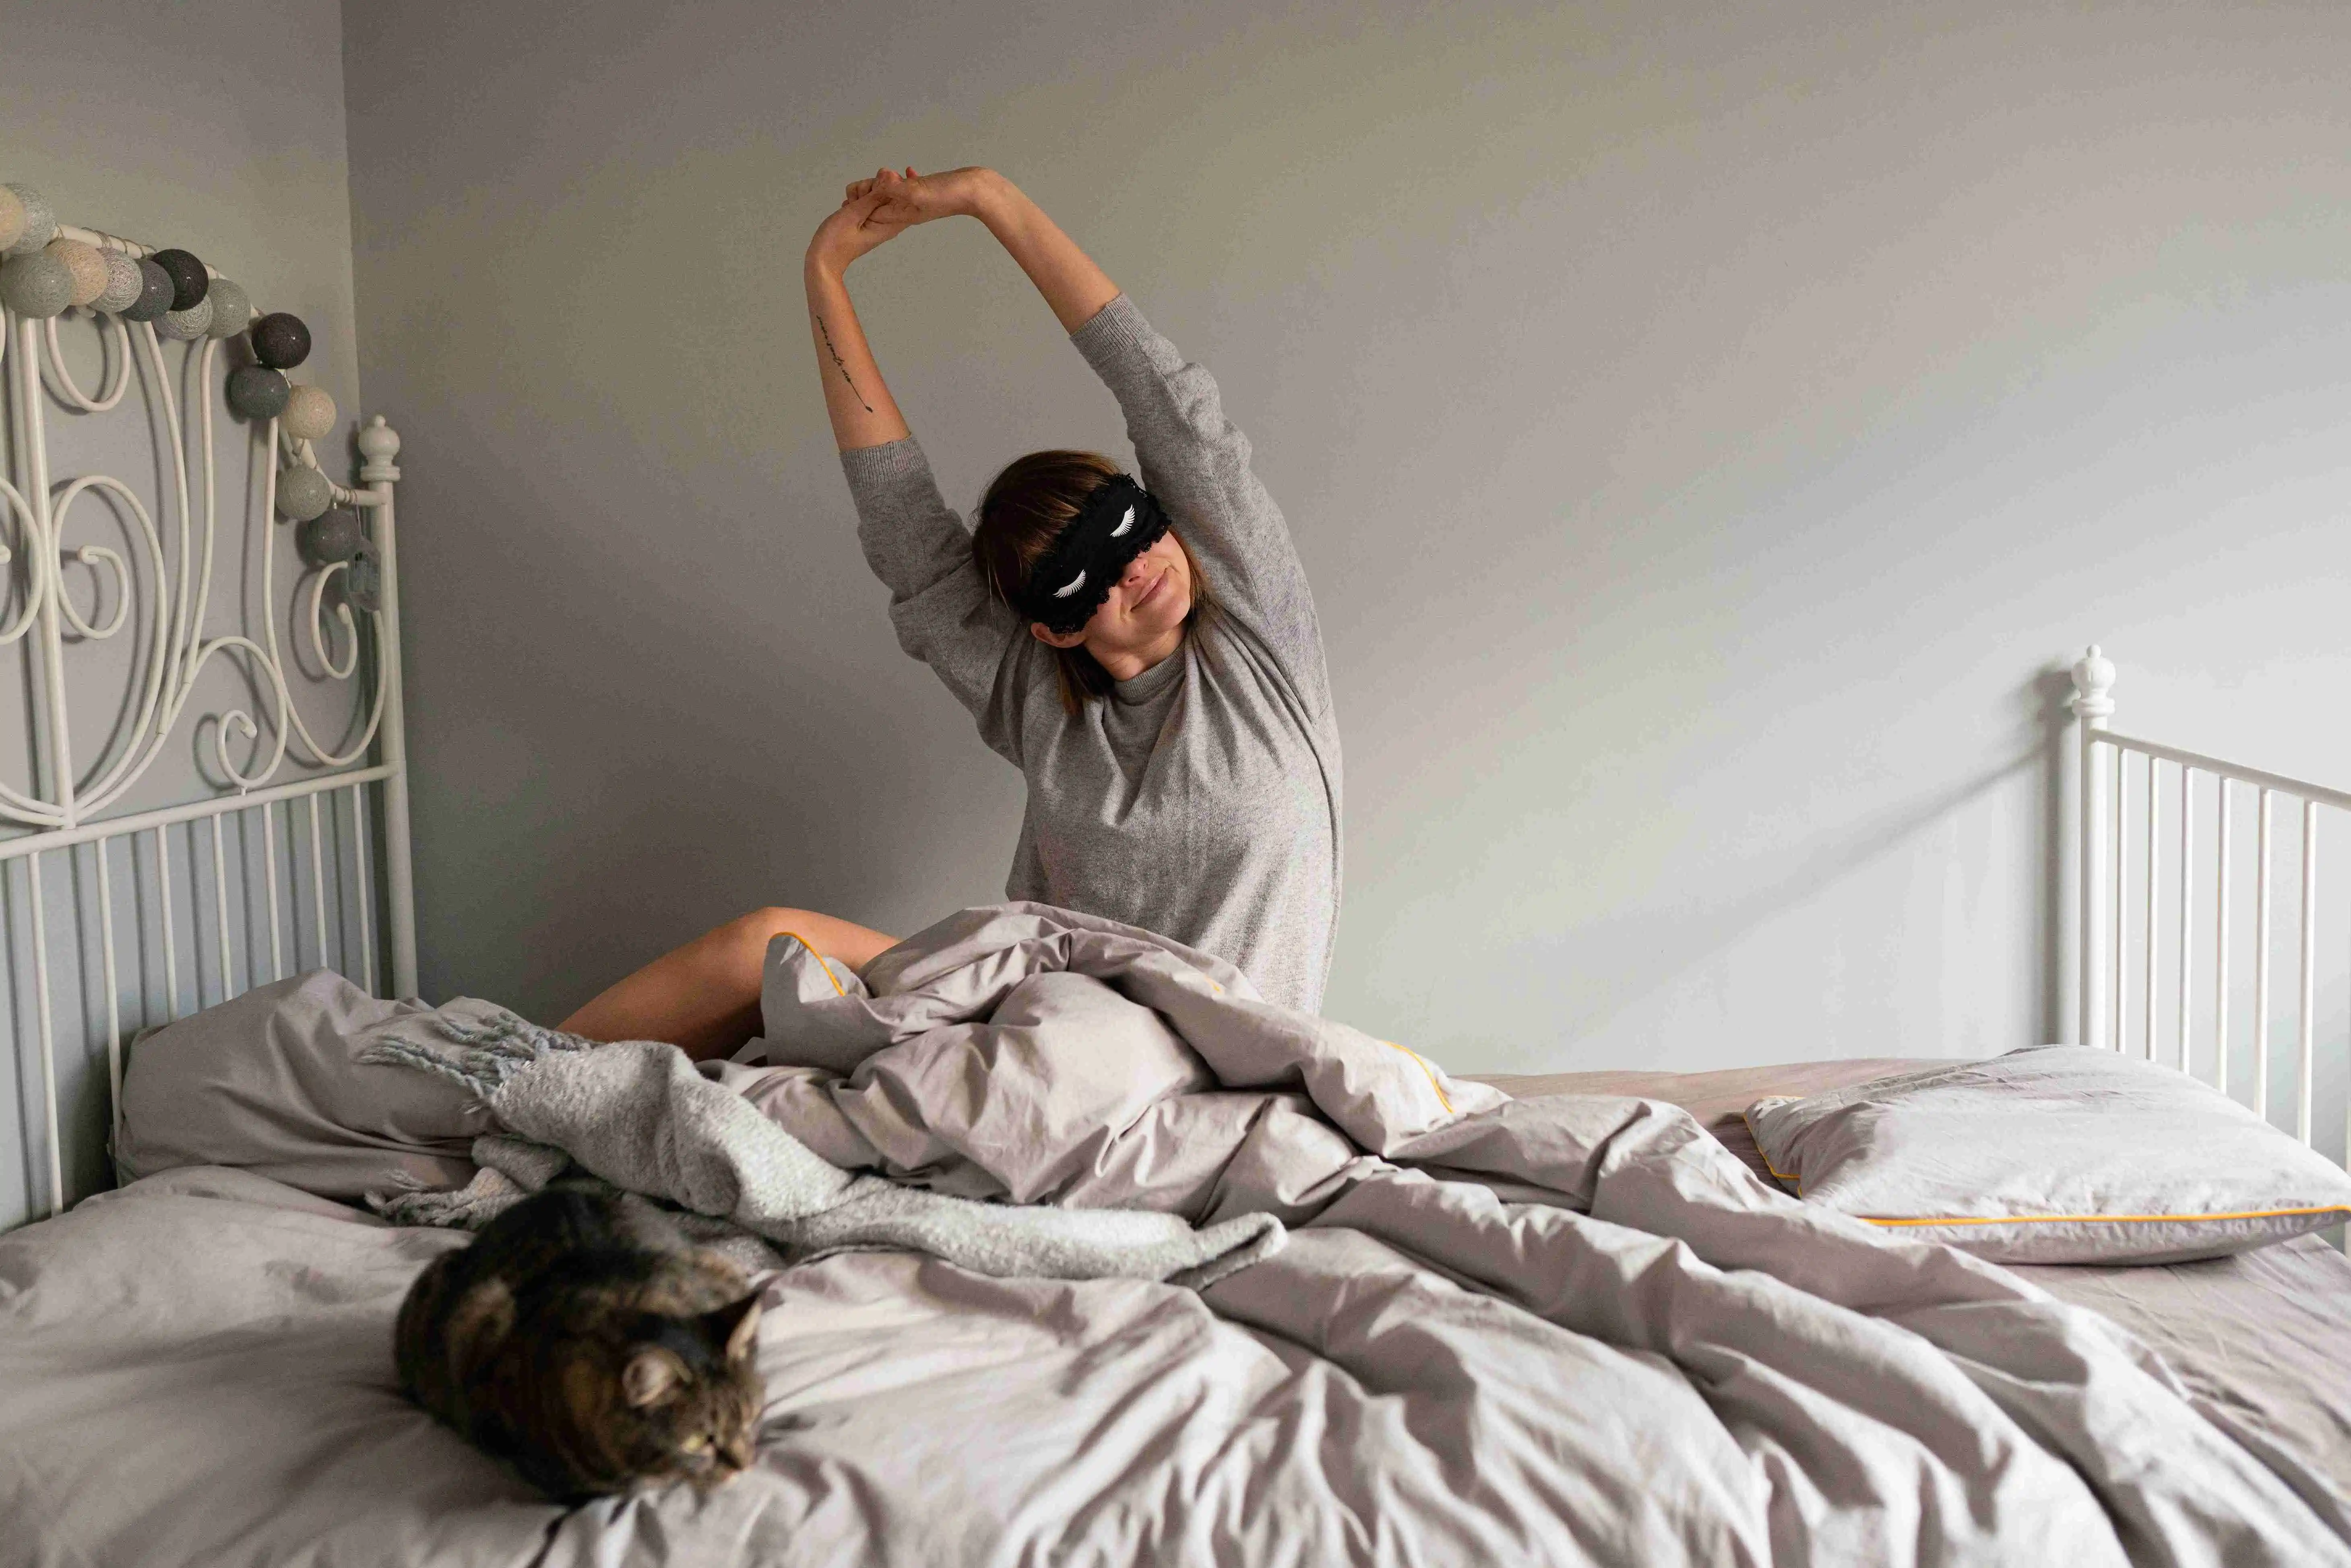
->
[364, 1021, 1284, 1289]
[2, 901, 2346, 1566]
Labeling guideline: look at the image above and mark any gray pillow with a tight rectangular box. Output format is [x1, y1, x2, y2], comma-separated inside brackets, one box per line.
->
[116, 971, 489, 1201]
[1745, 1044, 2351, 1263]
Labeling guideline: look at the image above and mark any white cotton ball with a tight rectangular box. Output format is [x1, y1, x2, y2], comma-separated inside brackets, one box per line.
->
[0, 185, 23, 253]
[281, 383, 337, 441]
[46, 238, 108, 307]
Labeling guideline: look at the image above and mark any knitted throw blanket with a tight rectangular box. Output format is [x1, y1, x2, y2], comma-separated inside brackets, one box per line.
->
[360, 1009, 1282, 1290]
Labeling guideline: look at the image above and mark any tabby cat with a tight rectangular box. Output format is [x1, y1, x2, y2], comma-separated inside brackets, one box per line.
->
[394, 1184, 766, 1501]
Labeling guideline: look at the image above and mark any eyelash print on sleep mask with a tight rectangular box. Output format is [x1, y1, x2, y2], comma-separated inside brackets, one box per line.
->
[1012, 475, 1172, 634]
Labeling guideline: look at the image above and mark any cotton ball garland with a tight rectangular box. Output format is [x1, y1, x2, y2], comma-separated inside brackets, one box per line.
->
[226, 365, 290, 419]
[202, 277, 250, 338]
[276, 464, 333, 521]
[122, 259, 174, 322]
[93, 248, 143, 313]
[157, 295, 215, 340]
[281, 384, 337, 441]
[250, 312, 310, 369]
[299, 509, 364, 565]
[2, 183, 56, 258]
[0, 250, 76, 318]
[47, 238, 109, 307]
[150, 248, 208, 311]
[0, 185, 22, 253]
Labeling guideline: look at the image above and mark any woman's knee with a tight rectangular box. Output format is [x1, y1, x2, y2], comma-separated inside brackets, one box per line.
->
[717, 906, 820, 961]
[724, 906, 897, 975]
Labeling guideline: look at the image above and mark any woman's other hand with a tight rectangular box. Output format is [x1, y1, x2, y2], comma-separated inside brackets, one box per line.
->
[806, 190, 907, 277]
[845, 166, 1001, 227]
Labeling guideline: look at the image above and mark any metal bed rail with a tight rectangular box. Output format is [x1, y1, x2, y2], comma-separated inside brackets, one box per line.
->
[2072, 647, 2347, 1160]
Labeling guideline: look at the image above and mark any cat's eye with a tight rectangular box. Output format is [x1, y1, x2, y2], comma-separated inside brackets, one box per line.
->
[681, 1434, 711, 1453]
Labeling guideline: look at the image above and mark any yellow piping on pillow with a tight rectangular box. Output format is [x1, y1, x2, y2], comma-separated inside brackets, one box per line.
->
[1860, 1204, 2351, 1229]
[1741, 1106, 1804, 1188]
[1381, 1040, 1454, 1115]
[777, 932, 846, 999]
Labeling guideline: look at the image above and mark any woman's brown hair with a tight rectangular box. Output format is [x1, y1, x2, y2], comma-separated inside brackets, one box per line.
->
[973, 450, 1213, 715]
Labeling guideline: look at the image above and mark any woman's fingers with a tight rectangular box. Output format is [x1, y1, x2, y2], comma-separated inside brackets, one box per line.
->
[845, 166, 919, 198]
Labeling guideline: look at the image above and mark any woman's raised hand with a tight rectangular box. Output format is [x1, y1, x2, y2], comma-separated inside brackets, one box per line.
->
[844, 166, 997, 228]
[805, 189, 908, 276]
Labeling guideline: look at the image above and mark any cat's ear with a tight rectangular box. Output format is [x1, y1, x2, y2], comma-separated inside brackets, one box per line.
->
[705, 1293, 764, 1363]
[622, 1347, 688, 1408]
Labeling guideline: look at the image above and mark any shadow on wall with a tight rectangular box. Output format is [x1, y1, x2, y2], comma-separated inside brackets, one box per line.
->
[1487, 666, 2081, 1061]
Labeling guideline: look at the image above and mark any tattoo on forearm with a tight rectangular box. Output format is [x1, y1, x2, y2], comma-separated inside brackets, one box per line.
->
[816, 314, 874, 413]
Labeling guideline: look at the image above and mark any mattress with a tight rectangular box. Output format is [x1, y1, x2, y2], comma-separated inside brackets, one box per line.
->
[1475, 1058, 2351, 1487]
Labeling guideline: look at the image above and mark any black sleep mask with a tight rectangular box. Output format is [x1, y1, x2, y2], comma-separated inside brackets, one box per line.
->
[1011, 475, 1172, 634]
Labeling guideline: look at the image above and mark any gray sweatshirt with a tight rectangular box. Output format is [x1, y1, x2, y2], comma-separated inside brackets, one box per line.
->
[841, 295, 1341, 1012]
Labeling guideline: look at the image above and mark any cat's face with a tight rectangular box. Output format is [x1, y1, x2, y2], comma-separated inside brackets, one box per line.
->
[528, 1292, 766, 1500]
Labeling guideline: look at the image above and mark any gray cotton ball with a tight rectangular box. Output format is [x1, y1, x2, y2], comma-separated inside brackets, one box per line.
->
[2, 183, 57, 258]
[122, 259, 174, 322]
[0, 250, 76, 318]
[226, 365, 291, 420]
[300, 509, 364, 565]
[157, 295, 215, 340]
[202, 278, 250, 339]
[276, 464, 333, 521]
[93, 248, 143, 314]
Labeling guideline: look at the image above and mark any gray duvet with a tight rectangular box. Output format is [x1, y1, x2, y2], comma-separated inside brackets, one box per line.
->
[3, 902, 2347, 1566]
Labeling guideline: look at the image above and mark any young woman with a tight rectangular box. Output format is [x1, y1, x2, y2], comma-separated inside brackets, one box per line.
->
[560, 167, 1339, 1058]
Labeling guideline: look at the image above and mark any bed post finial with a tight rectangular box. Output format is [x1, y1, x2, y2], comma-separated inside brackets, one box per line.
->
[2070, 645, 2115, 726]
[358, 415, 402, 486]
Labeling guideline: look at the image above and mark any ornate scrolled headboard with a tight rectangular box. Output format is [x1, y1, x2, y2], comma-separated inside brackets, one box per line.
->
[1, 185, 415, 1225]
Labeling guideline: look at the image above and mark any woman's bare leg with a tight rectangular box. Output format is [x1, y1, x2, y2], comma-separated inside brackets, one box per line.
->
[558, 907, 898, 1062]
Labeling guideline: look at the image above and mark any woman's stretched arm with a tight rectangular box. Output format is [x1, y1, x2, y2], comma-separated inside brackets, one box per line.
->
[850, 166, 1118, 333]
[808, 181, 1031, 754]
[857, 168, 1328, 716]
[805, 190, 913, 451]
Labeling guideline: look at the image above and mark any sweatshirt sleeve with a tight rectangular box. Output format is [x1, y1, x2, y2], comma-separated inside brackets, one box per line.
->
[1068, 295, 1332, 718]
[841, 435, 1029, 763]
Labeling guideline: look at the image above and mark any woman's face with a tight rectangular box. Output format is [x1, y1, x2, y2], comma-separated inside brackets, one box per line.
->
[1033, 529, 1193, 668]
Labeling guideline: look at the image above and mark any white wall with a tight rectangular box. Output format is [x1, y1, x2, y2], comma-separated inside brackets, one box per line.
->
[0, 0, 367, 1228]
[339, 2, 2350, 1113]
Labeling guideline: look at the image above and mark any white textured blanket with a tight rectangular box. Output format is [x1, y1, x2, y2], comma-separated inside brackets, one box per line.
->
[361, 1012, 1282, 1289]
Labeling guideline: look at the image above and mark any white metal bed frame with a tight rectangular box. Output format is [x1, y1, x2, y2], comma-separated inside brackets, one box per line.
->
[2072, 646, 2347, 1164]
[3, 216, 415, 1223]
